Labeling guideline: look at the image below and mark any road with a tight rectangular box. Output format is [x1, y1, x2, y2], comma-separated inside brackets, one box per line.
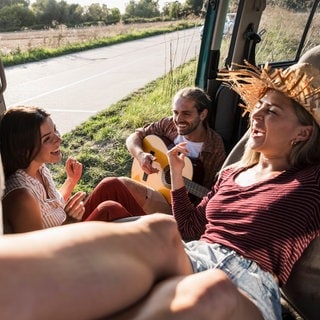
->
[4, 28, 201, 134]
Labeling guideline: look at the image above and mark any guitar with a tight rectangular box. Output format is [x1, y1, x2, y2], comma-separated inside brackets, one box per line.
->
[131, 135, 210, 204]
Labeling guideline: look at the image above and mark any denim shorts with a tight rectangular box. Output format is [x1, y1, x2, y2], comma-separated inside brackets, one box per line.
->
[184, 241, 282, 320]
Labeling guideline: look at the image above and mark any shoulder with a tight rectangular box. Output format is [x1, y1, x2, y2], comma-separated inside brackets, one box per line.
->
[3, 188, 40, 222]
[4, 170, 30, 195]
[296, 164, 320, 186]
[136, 117, 174, 135]
[206, 127, 224, 143]
[3, 188, 42, 233]
[3, 187, 38, 204]
[218, 167, 242, 182]
[202, 127, 226, 155]
[149, 116, 175, 127]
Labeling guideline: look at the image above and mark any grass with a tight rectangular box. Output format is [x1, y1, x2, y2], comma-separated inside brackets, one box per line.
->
[0, 20, 200, 66]
[50, 58, 198, 193]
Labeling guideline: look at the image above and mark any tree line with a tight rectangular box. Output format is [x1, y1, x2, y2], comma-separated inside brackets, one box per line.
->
[0, 0, 204, 32]
[0, 0, 312, 32]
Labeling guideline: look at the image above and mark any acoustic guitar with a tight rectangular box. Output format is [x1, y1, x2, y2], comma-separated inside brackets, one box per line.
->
[131, 135, 210, 204]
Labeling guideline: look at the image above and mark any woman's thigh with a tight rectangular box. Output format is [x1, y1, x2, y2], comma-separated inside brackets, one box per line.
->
[106, 268, 263, 320]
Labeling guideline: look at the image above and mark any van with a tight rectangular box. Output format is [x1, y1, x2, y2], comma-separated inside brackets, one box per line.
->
[197, 1, 320, 319]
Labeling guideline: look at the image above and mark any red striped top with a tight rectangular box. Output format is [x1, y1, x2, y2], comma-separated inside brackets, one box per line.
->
[172, 165, 320, 285]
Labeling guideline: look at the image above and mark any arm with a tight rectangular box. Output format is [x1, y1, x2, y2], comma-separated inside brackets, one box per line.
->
[2, 189, 43, 232]
[59, 156, 83, 201]
[168, 143, 209, 240]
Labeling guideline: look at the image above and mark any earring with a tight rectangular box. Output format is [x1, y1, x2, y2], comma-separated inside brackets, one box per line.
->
[291, 139, 297, 146]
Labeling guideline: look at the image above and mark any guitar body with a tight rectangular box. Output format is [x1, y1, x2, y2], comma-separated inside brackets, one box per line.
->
[131, 135, 193, 204]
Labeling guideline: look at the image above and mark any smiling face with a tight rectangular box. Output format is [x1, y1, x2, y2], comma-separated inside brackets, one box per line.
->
[32, 117, 62, 166]
[248, 89, 313, 159]
[172, 97, 207, 137]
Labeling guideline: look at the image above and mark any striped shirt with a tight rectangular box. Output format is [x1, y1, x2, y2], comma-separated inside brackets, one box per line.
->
[4, 165, 66, 231]
[172, 165, 320, 285]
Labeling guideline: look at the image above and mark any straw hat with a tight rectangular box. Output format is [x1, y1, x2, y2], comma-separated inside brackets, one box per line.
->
[218, 60, 320, 125]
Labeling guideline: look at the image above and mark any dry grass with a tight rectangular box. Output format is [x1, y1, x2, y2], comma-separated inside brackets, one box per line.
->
[256, 6, 320, 63]
[0, 21, 196, 55]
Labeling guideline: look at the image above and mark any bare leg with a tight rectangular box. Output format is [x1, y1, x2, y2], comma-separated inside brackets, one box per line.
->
[0, 214, 192, 320]
[119, 177, 172, 214]
[107, 269, 263, 320]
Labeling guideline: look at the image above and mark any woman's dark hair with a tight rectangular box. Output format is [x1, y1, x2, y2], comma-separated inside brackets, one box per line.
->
[0, 106, 50, 178]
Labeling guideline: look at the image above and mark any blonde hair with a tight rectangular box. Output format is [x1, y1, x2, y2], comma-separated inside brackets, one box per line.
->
[232, 96, 320, 170]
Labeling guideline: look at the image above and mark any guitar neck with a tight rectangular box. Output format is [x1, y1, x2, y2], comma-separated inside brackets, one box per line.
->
[183, 177, 210, 199]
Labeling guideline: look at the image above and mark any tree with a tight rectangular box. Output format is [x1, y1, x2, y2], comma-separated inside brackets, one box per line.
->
[32, 0, 60, 25]
[184, 0, 204, 16]
[162, 1, 183, 19]
[0, 0, 29, 10]
[0, 4, 35, 30]
[125, 0, 160, 18]
[67, 3, 84, 25]
[84, 3, 108, 22]
[108, 8, 121, 24]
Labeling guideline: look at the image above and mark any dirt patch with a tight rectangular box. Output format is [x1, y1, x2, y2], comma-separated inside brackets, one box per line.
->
[0, 22, 183, 54]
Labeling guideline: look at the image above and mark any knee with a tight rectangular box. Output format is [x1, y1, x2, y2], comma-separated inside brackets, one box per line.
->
[148, 270, 238, 319]
[187, 269, 238, 318]
[98, 177, 121, 188]
[139, 214, 182, 255]
[141, 214, 179, 242]
[86, 200, 130, 222]
[97, 200, 122, 211]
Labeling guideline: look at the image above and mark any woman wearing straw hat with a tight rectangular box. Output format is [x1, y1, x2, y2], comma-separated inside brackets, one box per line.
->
[100, 62, 320, 320]
[1, 61, 320, 320]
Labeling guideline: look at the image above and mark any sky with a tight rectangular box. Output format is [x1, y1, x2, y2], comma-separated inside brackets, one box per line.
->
[52, 1, 183, 13]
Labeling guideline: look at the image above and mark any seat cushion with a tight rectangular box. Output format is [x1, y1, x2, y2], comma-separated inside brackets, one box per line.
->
[281, 237, 320, 320]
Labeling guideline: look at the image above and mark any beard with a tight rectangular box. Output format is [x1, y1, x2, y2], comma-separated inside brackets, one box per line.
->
[175, 118, 201, 136]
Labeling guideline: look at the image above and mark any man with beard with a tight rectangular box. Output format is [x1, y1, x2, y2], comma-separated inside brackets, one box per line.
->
[82, 87, 225, 222]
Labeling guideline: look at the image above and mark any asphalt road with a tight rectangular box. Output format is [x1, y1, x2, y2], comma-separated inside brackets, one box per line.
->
[3, 28, 201, 134]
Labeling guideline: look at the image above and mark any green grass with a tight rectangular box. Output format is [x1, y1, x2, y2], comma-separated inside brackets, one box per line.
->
[1, 21, 198, 66]
[50, 58, 198, 193]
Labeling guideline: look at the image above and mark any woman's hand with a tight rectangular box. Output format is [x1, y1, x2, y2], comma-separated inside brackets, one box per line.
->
[60, 157, 83, 202]
[167, 142, 189, 191]
[167, 142, 189, 172]
[65, 191, 86, 221]
[65, 156, 83, 185]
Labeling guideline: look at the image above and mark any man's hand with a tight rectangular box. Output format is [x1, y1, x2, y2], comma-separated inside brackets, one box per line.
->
[138, 152, 159, 175]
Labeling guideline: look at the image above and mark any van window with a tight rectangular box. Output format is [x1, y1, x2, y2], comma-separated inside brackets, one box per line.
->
[218, 1, 319, 69]
[256, 3, 320, 64]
